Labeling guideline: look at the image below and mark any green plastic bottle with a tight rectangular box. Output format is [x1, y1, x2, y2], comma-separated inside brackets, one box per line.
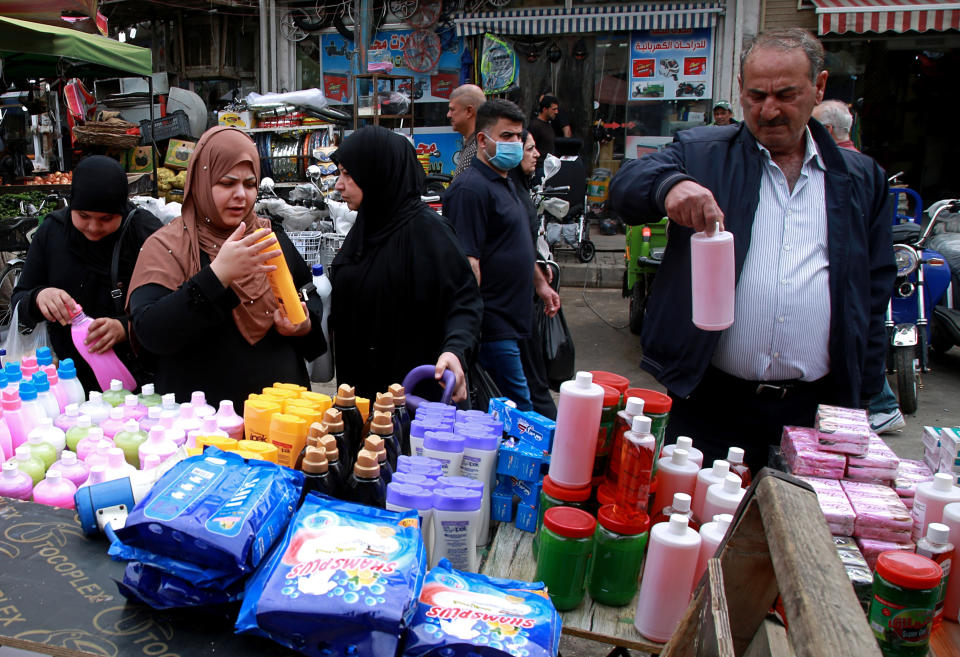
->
[102, 379, 131, 408]
[113, 419, 148, 468]
[25, 435, 58, 470]
[66, 415, 93, 452]
[138, 383, 162, 408]
[10, 446, 46, 485]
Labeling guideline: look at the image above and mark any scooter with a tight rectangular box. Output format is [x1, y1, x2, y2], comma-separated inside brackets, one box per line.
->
[885, 188, 954, 413]
[926, 199, 960, 355]
[623, 217, 668, 335]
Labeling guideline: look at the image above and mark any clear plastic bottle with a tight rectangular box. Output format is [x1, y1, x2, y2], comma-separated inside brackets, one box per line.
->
[548, 371, 605, 489]
[660, 436, 705, 468]
[18, 382, 48, 431]
[726, 446, 752, 488]
[692, 460, 732, 522]
[343, 448, 386, 508]
[603, 396, 646, 495]
[56, 359, 86, 406]
[615, 415, 656, 517]
[175, 402, 203, 437]
[69, 306, 136, 391]
[48, 450, 90, 488]
[100, 406, 127, 439]
[65, 415, 93, 452]
[138, 406, 162, 432]
[916, 521, 954, 630]
[0, 461, 34, 499]
[102, 379, 130, 407]
[160, 393, 180, 413]
[310, 263, 334, 382]
[2, 389, 35, 451]
[651, 448, 699, 518]
[0, 408, 12, 461]
[75, 428, 111, 463]
[32, 469, 77, 509]
[138, 383, 162, 407]
[940, 503, 960, 623]
[690, 222, 735, 331]
[31, 372, 60, 418]
[102, 447, 137, 481]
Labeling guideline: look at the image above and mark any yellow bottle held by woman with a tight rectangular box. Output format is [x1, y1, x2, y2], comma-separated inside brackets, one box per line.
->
[255, 230, 307, 324]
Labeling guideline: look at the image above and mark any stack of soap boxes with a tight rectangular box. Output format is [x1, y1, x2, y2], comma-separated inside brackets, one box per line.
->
[488, 398, 556, 532]
[924, 426, 960, 481]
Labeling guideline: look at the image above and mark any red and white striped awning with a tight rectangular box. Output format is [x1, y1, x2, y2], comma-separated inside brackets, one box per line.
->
[811, 0, 960, 33]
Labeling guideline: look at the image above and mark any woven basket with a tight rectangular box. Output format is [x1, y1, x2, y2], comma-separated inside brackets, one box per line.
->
[73, 118, 140, 149]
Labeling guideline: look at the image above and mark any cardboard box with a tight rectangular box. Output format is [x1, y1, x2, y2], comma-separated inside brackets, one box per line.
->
[218, 110, 255, 129]
[164, 139, 196, 170]
[491, 481, 515, 522]
[512, 411, 556, 453]
[515, 502, 539, 532]
[511, 477, 542, 507]
[496, 438, 542, 481]
[125, 146, 155, 174]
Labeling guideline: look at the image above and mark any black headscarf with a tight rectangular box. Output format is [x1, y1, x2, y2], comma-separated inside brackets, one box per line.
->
[66, 155, 131, 276]
[331, 126, 425, 264]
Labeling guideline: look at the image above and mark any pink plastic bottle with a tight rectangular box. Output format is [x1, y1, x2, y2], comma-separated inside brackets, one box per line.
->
[548, 371, 604, 489]
[912, 473, 960, 541]
[661, 436, 704, 468]
[940, 502, 960, 623]
[42, 365, 70, 412]
[215, 400, 244, 440]
[634, 514, 702, 642]
[32, 469, 77, 508]
[692, 460, 731, 523]
[190, 391, 216, 418]
[166, 428, 187, 447]
[651, 448, 699, 518]
[0, 461, 34, 500]
[55, 403, 82, 433]
[79, 464, 108, 489]
[701, 474, 746, 522]
[121, 395, 148, 422]
[102, 447, 136, 481]
[187, 418, 227, 449]
[690, 223, 735, 331]
[68, 305, 136, 391]
[76, 427, 112, 462]
[175, 402, 202, 436]
[48, 451, 90, 488]
[139, 406, 163, 432]
[2, 389, 33, 451]
[694, 513, 733, 586]
[139, 426, 177, 469]
[20, 356, 38, 381]
[0, 407, 12, 460]
[99, 406, 127, 439]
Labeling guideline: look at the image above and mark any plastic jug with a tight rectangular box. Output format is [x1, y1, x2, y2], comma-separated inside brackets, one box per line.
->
[139, 383, 162, 407]
[55, 403, 82, 433]
[99, 406, 127, 439]
[548, 372, 604, 489]
[113, 419, 148, 467]
[139, 426, 178, 469]
[48, 450, 90, 488]
[121, 395, 148, 422]
[102, 379, 131, 407]
[215, 400, 244, 440]
[32, 469, 77, 509]
[190, 391, 216, 418]
[690, 223, 735, 331]
[79, 391, 111, 425]
[41, 365, 70, 413]
[31, 372, 60, 418]
[65, 415, 93, 452]
[9, 445, 45, 484]
[27, 417, 66, 454]
[0, 461, 33, 500]
[69, 305, 136, 391]
[56, 359, 86, 406]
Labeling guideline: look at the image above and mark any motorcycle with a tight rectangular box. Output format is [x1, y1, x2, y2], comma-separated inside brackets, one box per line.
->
[926, 200, 960, 356]
[623, 217, 668, 335]
[676, 82, 705, 97]
[885, 188, 955, 413]
[535, 154, 596, 264]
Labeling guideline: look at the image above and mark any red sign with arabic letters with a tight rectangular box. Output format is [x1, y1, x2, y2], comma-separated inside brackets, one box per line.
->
[430, 72, 458, 99]
[684, 57, 707, 76]
[323, 74, 350, 102]
[633, 59, 655, 78]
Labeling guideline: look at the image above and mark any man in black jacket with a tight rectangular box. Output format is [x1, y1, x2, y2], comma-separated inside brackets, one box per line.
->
[609, 29, 895, 472]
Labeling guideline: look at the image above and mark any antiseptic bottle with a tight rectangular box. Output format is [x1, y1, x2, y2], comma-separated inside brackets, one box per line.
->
[690, 223, 734, 331]
[548, 371, 604, 489]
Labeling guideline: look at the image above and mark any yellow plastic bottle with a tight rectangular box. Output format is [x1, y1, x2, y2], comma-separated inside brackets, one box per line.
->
[274, 382, 308, 393]
[235, 440, 279, 463]
[284, 402, 322, 429]
[262, 387, 299, 401]
[269, 412, 308, 469]
[244, 398, 281, 441]
[299, 391, 333, 414]
[256, 232, 307, 324]
[196, 435, 239, 451]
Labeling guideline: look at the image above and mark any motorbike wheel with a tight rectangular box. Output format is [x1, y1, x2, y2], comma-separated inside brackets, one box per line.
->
[577, 240, 596, 263]
[931, 322, 954, 354]
[895, 345, 918, 414]
[629, 281, 646, 335]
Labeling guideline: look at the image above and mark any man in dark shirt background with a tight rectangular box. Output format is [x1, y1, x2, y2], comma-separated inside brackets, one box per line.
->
[528, 95, 558, 169]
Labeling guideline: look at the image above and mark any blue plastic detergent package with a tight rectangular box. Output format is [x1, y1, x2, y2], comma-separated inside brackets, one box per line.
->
[118, 561, 245, 610]
[114, 447, 303, 572]
[403, 559, 562, 657]
[237, 493, 427, 657]
[108, 535, 245, 589]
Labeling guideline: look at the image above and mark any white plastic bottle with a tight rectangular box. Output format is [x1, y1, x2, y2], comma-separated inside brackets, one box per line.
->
[634, 514, 702, 642]
[701, 474, 746, 521]
[939, 503, 960, 622]
[310, 263, 335, 382]
[421, 431, 464, 477]
[916, 521, 954, 629]
[432, 487, 482, 572]
[651, 448, 700, 518]
[458, 430, 498, 546]
[56, 359, 86, 407]
[694, 513, 733, 585]
[139, 426, 178, 469]
[31, 372, 60, 418]
[912, 473, 960, 541]
[386, 482, 434, 564]
[215, 400, 244, 440]
[18, 382, 48, 431]
[27, 417, 66, 454]
[79, 391, 111, 425]
[692, 460, 732, 522]
[548, 371, 604, 489]
[660, 436, 704, 467]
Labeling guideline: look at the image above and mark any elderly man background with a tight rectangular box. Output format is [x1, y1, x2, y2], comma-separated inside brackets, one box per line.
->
[813, 99, 857, 150]
[448, 84, 486, 178]
[610, 28, 895, 472]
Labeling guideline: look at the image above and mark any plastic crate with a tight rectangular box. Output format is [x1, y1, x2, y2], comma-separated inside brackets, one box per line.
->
[289, 230, 323, 266]
[319, 232, 346, 269]
[139, 110, 191, 144]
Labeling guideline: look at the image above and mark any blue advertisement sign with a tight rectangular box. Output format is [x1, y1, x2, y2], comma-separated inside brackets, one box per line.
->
[412, 130, 463, 176]
[321, 30, 462, 106]
[628, 28, 713, 102]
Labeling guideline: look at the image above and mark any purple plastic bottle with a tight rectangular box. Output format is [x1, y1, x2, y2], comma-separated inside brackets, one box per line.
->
[190, 391, 216, 418]
[48, 451, 90, 488]
[69, 305, 136, 391]
[32, 469, 77, 509]
[0, 461, 33, 500]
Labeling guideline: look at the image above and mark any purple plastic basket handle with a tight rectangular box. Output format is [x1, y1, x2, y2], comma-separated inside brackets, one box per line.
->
[401, 364, 456, 414]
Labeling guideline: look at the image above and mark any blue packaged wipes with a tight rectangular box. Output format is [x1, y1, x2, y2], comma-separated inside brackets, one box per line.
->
[402, 559, 562, 657]
[117, 562, 245, 610]
[114, 447, 303, 572]
[237, 493, 427, 657]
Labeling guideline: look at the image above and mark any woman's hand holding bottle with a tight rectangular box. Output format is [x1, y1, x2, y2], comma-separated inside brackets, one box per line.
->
[274, 302, 311, 337]
[36, 287, 77, 325]
[210, 222, 278, 287]
[85, 317, 127, 353]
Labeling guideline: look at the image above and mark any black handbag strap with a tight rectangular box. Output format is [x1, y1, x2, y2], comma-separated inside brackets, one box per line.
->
[109, 207, 138, 314]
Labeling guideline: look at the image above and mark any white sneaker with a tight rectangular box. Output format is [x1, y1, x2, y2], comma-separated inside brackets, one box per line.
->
[870, 409, 906, 434]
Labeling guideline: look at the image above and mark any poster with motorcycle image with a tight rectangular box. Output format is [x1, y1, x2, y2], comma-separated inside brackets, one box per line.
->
[320, 29, 463, 106]
[628, 28, 713, 102]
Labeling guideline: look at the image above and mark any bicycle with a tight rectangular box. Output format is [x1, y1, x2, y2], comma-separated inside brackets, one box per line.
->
[0, 194, 62, 327]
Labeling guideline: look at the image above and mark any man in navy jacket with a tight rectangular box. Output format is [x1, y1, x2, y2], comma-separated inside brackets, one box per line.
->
[610, 29, 895, 471]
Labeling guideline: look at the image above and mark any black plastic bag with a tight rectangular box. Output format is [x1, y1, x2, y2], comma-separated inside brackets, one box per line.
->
[540, 306, 575, 391]
[468, 360, 501, 412]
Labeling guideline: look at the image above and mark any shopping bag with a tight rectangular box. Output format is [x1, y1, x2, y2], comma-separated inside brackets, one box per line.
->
[468, 360, 501, 412]
[539, 307, 575, 391]
[2, 302, 50, 365]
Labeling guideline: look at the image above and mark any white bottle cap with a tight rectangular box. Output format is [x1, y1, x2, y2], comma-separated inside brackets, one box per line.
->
[631, 415, 652, 434]
[2, 461, 18, 476]
[142, 383, 155, 395]
[714, 514, 733, 532]
[671, 448, 689, 465]
[65, 403, 79, 416]
[110, 379, 123, 391]
[77, 415, 92, 428]
[180, 402, 195, 418]
[575, 371, 593, 388]
[726, 446, 745, 465]
[125, 395, 139, 407]
[45, 469, 62, 482]
[89, 391, 102, 403]
[148, 406, 161, 419]
[676, 436, 693, 451]
[124, 419, 140, 431]
[110, 407, 124, 419]
[668, 514, 690, 534]
[927, 522, 951, 545]
[219, 400, 234, 411]
[142, 453, 162, 470]
[723, 473, 741, 493]
[625, 397, 645, 416]
[933, 473, 955, 491]
[162, 393, 177, 408]
[672, 492, 692, 512]
[60, 451, 78, 464]
[711, 460, 730, 478]
[39, 417, 53, 428]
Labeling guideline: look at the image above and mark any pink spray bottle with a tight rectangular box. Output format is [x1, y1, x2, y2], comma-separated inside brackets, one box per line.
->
[68, 304, 136, 391]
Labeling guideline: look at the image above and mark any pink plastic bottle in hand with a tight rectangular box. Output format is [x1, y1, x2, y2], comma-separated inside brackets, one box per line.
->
[0, 461, 33, 500]
[215, 400, 244, 440]
[32, 469, 77, 509]
[42, 365, 71, 413]
[48, 451, 90, 488]
[690, 222, 735, 331]
[139, 426, 177, 469]
[68, 304, 136, 391]
[190, 391, 216, 418]
[121, 395, 148, 422]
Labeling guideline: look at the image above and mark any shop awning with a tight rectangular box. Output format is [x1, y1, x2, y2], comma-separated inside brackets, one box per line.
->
[0, 15, 151, 78]
[454, 3, 725, 37]
[811, 0, 960, 34]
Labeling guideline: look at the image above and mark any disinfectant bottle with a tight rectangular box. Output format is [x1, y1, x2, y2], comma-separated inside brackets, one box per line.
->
[634, 514, 702, 642]
[694, 513, 733, 585]
[114, 419, 148, 468]
[912, 473, 960, 541]
[56, 359, 86, 406]
[76, 428, 111, 463]
[138, 383, 162, 407]
[79, 391, 111, 425]
[48, 450, 90, 488]
[548, 371, 604, 489]
[27, 417, 66, 454]
[701, 474, 746, 522]
[121, 395, 147, 422]
[692, 460, 732, 522]
[32, 469, 77, 509]
[603, 396, 646, 493]
[310, 263, 334, 382]
[41, 365, 69, 412]
[31, 372, 60, 418]
[690, 222, 735, 331]
[102, 379, 130, 407]
[0, 461, 33, 500]
[215, 400, 244, 440]
[69, 306, 136, 391]
[651, 449, 700, 518]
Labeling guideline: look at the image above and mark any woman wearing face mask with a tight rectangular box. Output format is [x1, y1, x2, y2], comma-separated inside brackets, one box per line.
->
[330, 126, 481, 402]
[127, 127, 324, 405]
[11, 155, 162, 391]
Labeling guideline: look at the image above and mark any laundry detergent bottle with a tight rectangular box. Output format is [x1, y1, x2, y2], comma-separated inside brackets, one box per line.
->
[69, 305, 136, 391]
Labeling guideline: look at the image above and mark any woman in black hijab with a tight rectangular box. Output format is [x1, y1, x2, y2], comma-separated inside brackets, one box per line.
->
[330, 126, 482, 401]
[12, 155, 161, 391]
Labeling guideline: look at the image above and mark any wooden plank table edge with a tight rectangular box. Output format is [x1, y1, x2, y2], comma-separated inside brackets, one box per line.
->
[0, 636, 91, 657]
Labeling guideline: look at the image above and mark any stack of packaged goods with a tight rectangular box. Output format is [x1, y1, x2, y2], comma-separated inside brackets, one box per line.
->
[832, 536, 873, 612]
[780, 425, 847, 479]
[895, 459, 935, 509]
[844, 433, 900, 485]
[795, 475, 856, 536]
[841, 479, 914, 569]
[928, 426, 960, 483]
[815, 405, 872, 456]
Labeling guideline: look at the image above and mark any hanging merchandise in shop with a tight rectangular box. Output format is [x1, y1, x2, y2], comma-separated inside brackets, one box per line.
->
[628, 28, 713, 102]
[480, 34, 517, 94]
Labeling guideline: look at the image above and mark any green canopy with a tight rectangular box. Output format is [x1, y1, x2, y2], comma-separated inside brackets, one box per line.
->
[0, 15, 152, 79]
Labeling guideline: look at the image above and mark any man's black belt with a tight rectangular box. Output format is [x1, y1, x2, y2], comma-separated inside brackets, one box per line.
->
[703, 366, 828, 401]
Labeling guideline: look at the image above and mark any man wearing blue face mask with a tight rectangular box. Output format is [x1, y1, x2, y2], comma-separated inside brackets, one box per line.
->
[445, 99, 557, 411]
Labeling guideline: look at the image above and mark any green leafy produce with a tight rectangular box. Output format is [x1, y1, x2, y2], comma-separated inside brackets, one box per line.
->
[0, 191, 51, 218]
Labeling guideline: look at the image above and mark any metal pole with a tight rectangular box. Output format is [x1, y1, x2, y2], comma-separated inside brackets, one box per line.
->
[149, 74, 158, 198]
[259, 0, 269, 91]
